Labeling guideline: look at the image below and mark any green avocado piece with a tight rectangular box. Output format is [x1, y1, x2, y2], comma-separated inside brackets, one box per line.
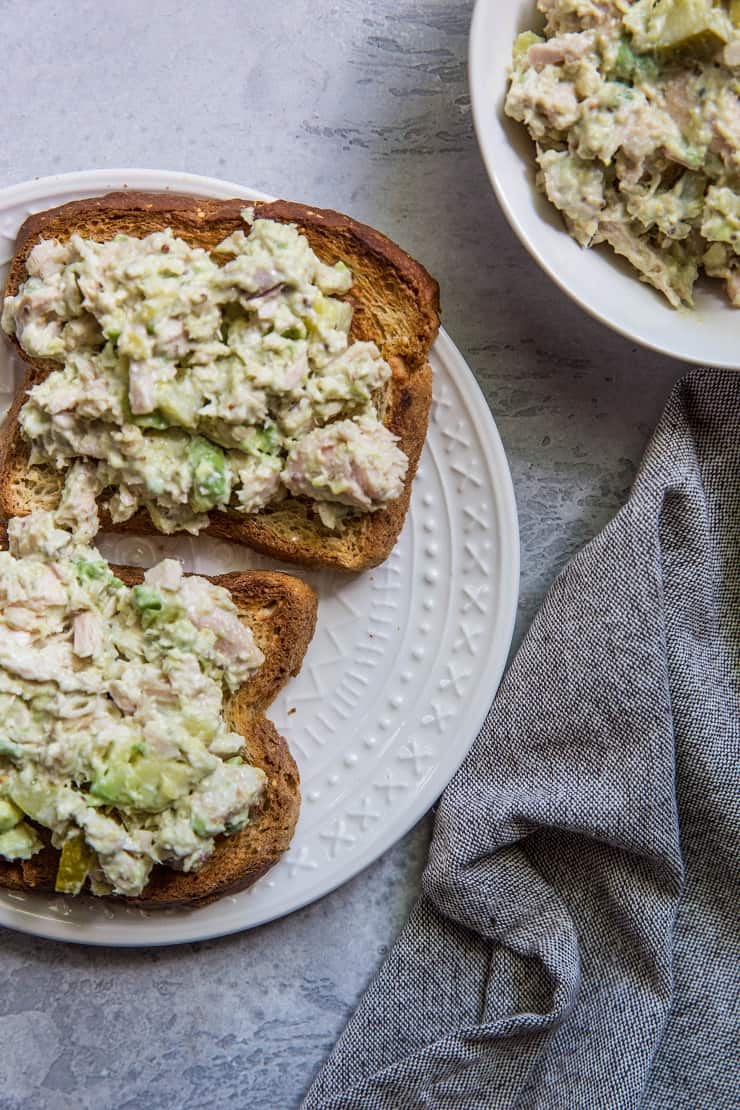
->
[187, 436, 231, 512]
[157, 381, 200, 430]
[9, 779, 55, 827]
[513, 29, 543, 62]
[0, 821, 43, 861]
[90, 748, 203, 814]
[0, 797, 23, 834]
[310, 293, 352, 335]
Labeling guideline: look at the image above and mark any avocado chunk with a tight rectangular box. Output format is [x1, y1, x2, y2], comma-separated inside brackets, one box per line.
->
[310, 292, 352, 335]
[157, 380, 199, 431]
[187, 436, 231, 513]
[0, 797, 23, 834]
[513, 30, 544, 62]
[0, 821, 43, 861]
[9, 779, 56, 827]
[90, 745, 204, 814]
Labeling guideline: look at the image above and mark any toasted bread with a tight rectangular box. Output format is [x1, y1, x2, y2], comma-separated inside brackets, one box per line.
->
[0, 535, 318, 908]
[0, 192, 440, 570]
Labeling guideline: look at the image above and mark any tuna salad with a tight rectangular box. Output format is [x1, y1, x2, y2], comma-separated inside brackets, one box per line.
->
[0, 463, 267, 898]
[505, 0, 740, 307]
[1, 211, 408, 534]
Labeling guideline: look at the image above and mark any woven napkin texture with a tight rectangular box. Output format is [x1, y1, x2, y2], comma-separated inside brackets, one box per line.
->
[302, 369, 739, 1110]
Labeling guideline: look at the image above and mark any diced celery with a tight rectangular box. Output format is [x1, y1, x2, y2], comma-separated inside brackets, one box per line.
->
[633, 53, 659, 80]
[613, 39, 637, 79]
[133, 584, 163, 613]
[140, 600, 183, 631]
[255, 424, 279, 455]
[72, 556, 108, 582]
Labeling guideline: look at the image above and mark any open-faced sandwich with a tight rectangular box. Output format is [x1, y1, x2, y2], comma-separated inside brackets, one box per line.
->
[0, 193, 440, 570]
[0, 463, 317, 907]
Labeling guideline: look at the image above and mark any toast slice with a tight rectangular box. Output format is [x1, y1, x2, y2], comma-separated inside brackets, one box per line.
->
[0, 533, 318, 908]
[0, 191, 440, 570]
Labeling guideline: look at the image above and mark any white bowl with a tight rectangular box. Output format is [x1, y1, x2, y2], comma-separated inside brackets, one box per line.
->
[469, 0, 740, 370]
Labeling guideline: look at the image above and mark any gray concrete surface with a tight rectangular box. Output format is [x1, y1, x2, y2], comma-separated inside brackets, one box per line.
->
[0, 1, 684, 1107]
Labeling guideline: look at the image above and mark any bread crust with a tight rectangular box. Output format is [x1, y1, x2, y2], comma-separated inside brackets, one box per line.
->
[0, 556, 317, 908]
[0, 192, 440, 569]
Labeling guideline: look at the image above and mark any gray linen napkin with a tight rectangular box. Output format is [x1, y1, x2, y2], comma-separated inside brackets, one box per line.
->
[302, 369, 739, 1110]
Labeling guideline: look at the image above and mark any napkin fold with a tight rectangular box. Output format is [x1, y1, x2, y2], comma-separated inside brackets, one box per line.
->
[302, 369, 739, 1110]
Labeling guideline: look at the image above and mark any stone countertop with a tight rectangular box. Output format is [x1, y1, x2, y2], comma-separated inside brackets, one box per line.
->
[0, 1, 685, 1107]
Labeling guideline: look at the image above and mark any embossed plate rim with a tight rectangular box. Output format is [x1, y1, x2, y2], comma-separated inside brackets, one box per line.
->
[0, 169, 519, 945]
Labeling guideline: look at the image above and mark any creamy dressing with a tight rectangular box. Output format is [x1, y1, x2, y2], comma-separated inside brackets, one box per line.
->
[2, 212, 408, 534]
[506, 0, 740, 307]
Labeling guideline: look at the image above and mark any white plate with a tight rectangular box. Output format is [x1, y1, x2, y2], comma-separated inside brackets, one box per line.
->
[0, 169, 519, 946]
[469, 0, 740, 370]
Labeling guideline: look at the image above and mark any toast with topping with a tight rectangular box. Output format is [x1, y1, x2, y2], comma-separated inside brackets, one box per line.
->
[0, 520, 317, 908]
[0, 192, 440, 570]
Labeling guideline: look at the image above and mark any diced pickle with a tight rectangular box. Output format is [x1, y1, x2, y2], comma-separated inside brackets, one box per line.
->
[55, 831, 97, 895]
[627, 0, 733, 51]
